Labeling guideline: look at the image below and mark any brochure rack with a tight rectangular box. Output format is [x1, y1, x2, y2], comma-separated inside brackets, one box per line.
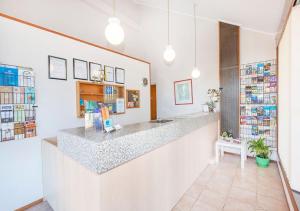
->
[239, 60, 277, 149]
[0, 63, 37, 142]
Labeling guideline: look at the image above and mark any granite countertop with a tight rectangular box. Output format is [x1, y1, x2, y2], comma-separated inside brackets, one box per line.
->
[56, 112, 219, 174]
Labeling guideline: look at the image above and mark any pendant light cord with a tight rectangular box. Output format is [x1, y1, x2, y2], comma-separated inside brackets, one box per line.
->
[113, 0, 116, 17]
[167, 0, 170, 45]
[194, 3, 197, 67]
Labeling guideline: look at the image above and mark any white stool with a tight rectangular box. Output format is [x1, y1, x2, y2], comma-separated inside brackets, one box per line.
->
[215, 138, 247, 168]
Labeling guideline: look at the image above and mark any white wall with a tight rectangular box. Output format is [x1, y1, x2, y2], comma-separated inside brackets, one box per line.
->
[0, 16, 150, 211]
[240, 28, 277, 65]
[278, 16, 291, 180]
[140, 6, 277, 118]
[290, 5, 300, 192]
[278, 5, 300, 192]
[139, 6, 219, 118]
[0, 0, 145, 58]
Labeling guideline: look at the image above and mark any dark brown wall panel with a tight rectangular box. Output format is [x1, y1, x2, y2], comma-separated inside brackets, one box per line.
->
[219, 22, 240, 138]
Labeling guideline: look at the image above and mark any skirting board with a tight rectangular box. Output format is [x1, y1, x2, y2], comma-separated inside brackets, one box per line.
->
[15, 198, 43, 211]
[277, 160, 299, 211]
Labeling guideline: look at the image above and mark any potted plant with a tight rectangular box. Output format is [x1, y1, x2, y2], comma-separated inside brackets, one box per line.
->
[221, 130, 233, 141]
[206, 88, 222, 112]
[248, 137, 270, 168]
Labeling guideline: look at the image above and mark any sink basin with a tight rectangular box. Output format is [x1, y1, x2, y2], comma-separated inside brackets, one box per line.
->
[150, 119, 173, 124]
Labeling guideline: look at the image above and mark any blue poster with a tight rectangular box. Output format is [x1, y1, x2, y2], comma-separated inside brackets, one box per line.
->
[0, 66, 18, 86]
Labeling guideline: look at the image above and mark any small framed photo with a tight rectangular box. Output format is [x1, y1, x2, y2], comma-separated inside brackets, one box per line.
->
[104, 65, 114, 82]
[89, 62, 103, 82]
[48, 55, 67, 80]
[127, 89, 140, 108]
[115, 68, 125, 84]
[174, 79, 193, 105]
[73, 58, 88, 80]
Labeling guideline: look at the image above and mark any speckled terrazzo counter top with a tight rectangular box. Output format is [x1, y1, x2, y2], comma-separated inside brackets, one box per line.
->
[56, 112, 219, 174]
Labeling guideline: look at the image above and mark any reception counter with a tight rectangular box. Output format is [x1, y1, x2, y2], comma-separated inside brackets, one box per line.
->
[42, 112, 219, 211]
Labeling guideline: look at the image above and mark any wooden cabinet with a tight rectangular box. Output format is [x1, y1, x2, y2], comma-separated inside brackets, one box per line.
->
[76, 81, 125, 118]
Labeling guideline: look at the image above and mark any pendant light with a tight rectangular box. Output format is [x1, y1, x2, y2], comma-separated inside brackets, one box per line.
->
[105, 0, 124, 45]
[163, 0, 176, 63]
[191, 4, 200, 79]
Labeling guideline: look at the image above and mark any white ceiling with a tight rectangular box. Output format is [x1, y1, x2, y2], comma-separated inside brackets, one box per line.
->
[134, 0, 287, 34]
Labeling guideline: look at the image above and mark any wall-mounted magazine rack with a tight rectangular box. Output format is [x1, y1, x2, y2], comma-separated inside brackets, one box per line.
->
[239, 59, 277, 149]
[0, 63, 37, 142]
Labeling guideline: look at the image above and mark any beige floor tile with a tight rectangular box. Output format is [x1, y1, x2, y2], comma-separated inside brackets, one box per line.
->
[232, 176, 257, 193]
[217, 161, 239, 171]
[185, 182, 205, 199]
[172, 154, 287, 211]
[228, 187, 257, 207]
[235, 169, 257, 182]
[206, 180, 232, 196]
[257, 194, 289, 211]
[205, 172, 233, 196]
[171, 207, 182, 211]
[257, 166, 281, 180]
[211, 172, 234, 183]
[257, 176, 283, 191]
[196, 165, 217, 186]
[223, 197, 256, 211]
[195, 174, 211, 186]
[191, 201, 221, 211]
[173, 194, 197, 211]
[244, 160, 258, 167]
[197, 189, 226, 210]
[234, 168, 256, 182]
[220, 155, 241, 165]
[257, 183, 286, 201]
[200, 165, 217, 178]
[215, 167, 237, 178]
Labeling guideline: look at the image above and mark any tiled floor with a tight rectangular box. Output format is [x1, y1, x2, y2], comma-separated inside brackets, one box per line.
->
[27, 154, 289, 211]
[172, 154, 289, 211]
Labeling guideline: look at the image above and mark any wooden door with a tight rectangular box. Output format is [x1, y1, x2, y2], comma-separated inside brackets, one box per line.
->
[150, 84, 157, 120]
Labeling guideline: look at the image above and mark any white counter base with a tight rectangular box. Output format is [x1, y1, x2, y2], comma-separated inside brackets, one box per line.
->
[42, 121, 218, 211]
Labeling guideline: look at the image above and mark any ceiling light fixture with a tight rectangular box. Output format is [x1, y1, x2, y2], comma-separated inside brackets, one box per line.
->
[163, 0, 176, 63]
[105, 0, 124, 45]
[191, 4, 200, 79]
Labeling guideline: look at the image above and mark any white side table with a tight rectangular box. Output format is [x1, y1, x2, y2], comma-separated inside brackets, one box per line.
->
[215, 138, 247, 168]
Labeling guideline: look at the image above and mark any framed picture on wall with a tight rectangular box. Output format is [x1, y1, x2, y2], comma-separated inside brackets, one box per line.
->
[89, 62, 103, 82]
[126, 89, 140, 108]
[104, 65, 114, 82]
[73, 58, 88, 80]
[174, 79, 193, 105]
[115, 68, 125, 84]
[48, 55, 67, 80]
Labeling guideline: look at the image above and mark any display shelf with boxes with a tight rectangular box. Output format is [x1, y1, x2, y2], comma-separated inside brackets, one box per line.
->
[239, 60, 277, 148]
[0, 63, 37, 142]
[76, 81, 125, 118]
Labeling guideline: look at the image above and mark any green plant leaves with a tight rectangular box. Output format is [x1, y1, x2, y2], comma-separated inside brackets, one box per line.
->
[248, 137, 270, 159]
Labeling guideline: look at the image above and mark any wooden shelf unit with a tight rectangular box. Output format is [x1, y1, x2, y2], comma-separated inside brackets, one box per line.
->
[76, 81, 125, 118]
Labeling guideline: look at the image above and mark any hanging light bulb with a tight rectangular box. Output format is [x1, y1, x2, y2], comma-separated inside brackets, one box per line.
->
[191, 4, 200, 79]
[105, 0, 124, 45]
[191, 66, 200, 78]
[163, 0, 176, 63]
[164, 45, 176, 62]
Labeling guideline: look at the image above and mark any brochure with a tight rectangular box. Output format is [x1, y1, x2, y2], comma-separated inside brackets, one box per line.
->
[0, 66, 18, 86]
[0, 104, 14, 123]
